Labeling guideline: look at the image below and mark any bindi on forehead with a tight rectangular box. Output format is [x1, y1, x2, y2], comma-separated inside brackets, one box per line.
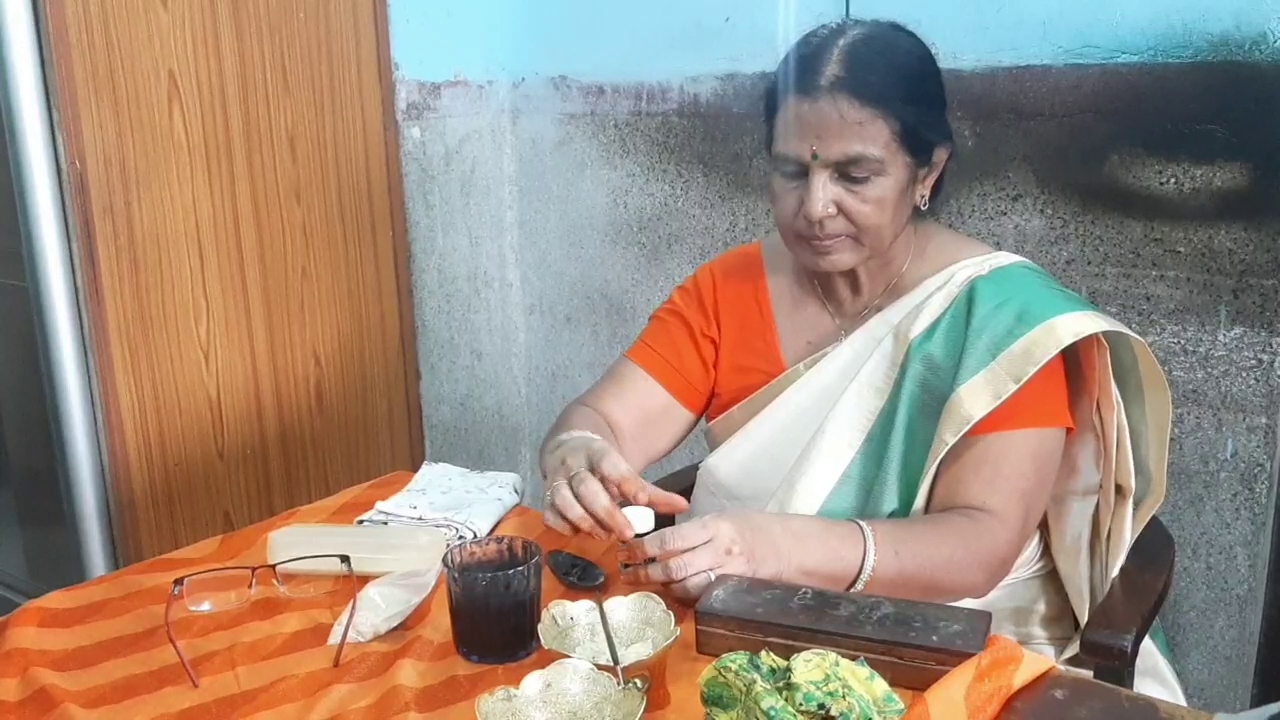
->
[774, 96, 901, 166]
[774, 145, 886, 172]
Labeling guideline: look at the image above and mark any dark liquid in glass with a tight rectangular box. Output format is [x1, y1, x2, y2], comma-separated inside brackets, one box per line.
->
[444, 538, 543, 664]
[447, 577, 540, 663]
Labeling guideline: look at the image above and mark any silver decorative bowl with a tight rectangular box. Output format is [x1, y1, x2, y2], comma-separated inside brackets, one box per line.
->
[474, 658, 646, 720]
[537, 591, 679, 677]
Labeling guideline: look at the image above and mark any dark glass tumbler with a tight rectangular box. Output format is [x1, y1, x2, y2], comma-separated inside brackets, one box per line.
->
[443, 535, 543, 664]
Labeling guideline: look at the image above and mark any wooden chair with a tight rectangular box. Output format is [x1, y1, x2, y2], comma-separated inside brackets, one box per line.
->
[652, 463, 1175, 692]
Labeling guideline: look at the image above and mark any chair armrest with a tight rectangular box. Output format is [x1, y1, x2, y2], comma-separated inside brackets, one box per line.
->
[652, 463, 699, 530]
[653, 463, 699, 500]
[1079, 515, 1176, 690]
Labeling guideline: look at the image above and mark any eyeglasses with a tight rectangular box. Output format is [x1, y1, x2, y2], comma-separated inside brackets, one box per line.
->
[164, 554, 357, 688]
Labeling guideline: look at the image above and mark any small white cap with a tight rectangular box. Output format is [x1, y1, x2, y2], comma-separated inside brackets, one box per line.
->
[621, 505, 656, 535]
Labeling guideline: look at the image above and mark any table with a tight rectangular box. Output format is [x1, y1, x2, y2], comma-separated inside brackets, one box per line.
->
[0, 471, 1210, 719]
[0, 472, 716, 718]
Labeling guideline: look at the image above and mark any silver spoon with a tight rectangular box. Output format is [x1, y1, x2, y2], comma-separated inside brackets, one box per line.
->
[547, 550, 625, 685]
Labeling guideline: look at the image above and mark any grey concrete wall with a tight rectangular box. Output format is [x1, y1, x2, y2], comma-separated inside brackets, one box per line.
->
[396, 63, 1280, 712]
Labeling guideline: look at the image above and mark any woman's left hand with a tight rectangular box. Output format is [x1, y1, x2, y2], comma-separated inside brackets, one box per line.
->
[617, 510, 791, 602]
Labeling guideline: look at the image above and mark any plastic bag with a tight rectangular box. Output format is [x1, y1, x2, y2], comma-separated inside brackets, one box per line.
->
[327, 564, 442, 645]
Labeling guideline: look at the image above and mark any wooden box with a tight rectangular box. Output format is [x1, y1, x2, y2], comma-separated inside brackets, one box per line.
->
[694, 575, 992, 690]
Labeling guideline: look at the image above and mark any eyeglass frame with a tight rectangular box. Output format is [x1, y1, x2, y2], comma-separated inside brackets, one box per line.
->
[163, 553, 358, 688]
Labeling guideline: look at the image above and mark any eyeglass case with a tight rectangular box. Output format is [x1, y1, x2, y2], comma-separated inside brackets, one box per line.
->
[694, 574, 992, 690]
[266, 523, 448, 577]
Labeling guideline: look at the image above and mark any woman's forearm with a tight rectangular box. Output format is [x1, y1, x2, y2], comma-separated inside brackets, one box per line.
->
[767, 514, 866, 592]
[772, 510, 1015, 603]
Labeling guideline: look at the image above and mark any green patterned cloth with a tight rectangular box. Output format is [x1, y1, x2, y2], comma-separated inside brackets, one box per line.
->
[698, 649, 906, 720]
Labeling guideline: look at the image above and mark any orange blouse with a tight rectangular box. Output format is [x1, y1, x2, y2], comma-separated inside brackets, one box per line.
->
[625, 243, 1074, 435]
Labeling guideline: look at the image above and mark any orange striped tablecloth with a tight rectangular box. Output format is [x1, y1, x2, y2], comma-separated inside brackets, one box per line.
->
[5, 467, 1135, 720]
[8, 470, 908, 718]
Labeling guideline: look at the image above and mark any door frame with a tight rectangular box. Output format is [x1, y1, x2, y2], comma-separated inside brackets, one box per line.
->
[0, 0, 116, 580]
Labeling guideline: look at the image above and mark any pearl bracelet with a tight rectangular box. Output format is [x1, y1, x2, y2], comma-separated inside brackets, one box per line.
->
[546, 429, 603, 454]
[554, 429, 603, 442]
[850, 518, 878, 593]
[547, 427, 601, 445]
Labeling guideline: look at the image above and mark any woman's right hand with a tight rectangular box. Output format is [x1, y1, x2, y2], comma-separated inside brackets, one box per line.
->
[540, 432, 690, 541]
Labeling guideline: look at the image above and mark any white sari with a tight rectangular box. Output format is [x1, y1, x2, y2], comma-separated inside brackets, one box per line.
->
[682, 252, 1185, 704]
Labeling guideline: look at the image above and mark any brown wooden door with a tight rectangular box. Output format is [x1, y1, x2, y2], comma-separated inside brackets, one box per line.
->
[41, 0, 423, 564]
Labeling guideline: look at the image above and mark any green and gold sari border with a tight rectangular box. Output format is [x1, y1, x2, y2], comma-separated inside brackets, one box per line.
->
[817, 261, 1104, 521]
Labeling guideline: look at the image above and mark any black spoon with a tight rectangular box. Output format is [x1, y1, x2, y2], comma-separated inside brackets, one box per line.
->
[547, 549, 607, 591]
[547, 550, 624, 683]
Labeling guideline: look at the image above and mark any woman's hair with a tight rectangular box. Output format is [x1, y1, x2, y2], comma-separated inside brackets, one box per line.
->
[764, 19, 954, 202]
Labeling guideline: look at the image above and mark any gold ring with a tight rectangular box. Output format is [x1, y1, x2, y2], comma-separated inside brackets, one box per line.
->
[544, 479, 569, 504]
[567, 467, 592, 483]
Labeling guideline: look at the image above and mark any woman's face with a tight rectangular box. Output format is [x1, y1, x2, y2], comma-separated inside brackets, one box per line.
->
[769, 94, 944, 273]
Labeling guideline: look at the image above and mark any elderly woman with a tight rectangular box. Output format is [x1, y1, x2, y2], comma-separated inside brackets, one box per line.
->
[538, 19, 1184, 704]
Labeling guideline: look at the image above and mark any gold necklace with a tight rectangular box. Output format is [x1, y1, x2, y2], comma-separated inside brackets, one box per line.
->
[814, 239, 916, 343]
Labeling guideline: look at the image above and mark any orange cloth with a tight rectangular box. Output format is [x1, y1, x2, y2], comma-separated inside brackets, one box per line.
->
[904, 635, 1056, 720]
[0, 473, 704, 718]
[0, 472, 1089, 720]
[625, 242, 1074, 434]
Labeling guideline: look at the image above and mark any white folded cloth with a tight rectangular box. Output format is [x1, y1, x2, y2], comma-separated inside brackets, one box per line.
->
[355, 461, 523, 544]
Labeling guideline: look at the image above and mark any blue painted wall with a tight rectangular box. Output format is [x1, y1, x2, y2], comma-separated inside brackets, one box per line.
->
[389, 0, 1276, 82]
